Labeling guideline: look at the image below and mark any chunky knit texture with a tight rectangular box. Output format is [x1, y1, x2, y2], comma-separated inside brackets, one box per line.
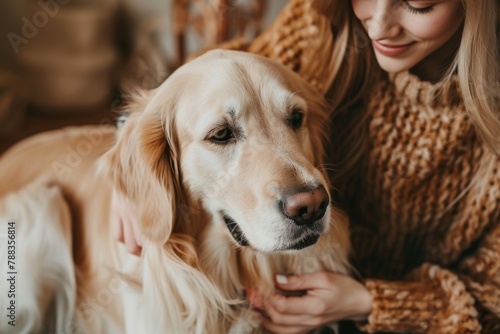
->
[247, 0, 338, 93]
[235, 0, 500, 332]
[350, 72, 500, 333]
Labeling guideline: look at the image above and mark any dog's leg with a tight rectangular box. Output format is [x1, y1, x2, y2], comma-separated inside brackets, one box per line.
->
[0, 180, 77, 334]
[115, 250, 143, 334]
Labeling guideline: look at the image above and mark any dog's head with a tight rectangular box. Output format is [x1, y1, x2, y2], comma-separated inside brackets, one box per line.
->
[106, 50, 332, 253]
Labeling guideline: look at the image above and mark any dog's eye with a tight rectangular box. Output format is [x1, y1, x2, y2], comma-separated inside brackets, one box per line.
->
[288, 109, 304, 129]
[210, 127, 234, 144]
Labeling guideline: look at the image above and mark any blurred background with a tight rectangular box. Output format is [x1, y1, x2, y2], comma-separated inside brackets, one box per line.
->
[0, 0, 287, 153]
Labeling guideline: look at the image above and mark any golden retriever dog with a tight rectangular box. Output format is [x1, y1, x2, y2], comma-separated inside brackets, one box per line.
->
[0, 50, 350, 334]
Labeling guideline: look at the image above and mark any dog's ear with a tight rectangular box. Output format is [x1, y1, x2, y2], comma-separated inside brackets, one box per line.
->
[103, 90, 181, 244]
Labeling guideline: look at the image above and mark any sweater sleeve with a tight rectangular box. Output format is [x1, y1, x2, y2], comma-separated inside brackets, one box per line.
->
[458, 220, 500, 332]
[360, 222, 500, 334]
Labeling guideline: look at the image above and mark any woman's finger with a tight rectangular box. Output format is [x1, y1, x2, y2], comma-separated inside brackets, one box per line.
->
[129, 204, 143, 247]
[122, 215, 142, 255]
[264, 292, 326, 315]
[112, 216, 125, 243]
[264, 302, 326, 327]
[261, 316, 310, 334]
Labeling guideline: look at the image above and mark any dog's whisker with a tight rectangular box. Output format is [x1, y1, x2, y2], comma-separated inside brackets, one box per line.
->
[317, 163, 338, 167]
[316, 164, 340, 174]
[317, 168, 338, 173]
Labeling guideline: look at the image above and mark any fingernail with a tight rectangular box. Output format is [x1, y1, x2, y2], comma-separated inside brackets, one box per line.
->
[276, 274, 288, 284]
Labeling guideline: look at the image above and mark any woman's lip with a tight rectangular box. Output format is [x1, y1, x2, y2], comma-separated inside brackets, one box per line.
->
[372, 41, 415, 57]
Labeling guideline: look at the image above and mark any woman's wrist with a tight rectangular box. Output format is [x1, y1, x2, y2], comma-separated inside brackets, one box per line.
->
[347, 282, 372, 321]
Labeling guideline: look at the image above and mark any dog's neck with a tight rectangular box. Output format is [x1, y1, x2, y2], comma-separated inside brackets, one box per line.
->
[140, 203, 350, 333]
[198, 214, 351, 299]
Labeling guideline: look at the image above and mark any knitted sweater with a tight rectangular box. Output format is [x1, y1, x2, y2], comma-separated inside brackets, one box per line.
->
[239, 0, 500, 333]
[350, 71, 500, 333]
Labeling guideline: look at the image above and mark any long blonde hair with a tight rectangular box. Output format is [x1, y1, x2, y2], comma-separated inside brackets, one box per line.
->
[328, 0, 500, 185]
[452, 0, 500, 156]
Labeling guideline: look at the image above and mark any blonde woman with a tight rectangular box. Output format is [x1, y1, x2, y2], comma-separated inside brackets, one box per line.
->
[240, 0, 500, 333]
[113, 0, 500, 332]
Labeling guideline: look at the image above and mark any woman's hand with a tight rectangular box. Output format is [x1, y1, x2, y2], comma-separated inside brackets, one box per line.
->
[248, 272, 372, 334]
[111, 189, 143, 255]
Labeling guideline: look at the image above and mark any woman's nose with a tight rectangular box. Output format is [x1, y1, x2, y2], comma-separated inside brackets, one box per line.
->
[365, 4, 402, 40]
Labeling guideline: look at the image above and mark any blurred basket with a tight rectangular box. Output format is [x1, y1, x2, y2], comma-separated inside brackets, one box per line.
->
[17, 0, 119, 114]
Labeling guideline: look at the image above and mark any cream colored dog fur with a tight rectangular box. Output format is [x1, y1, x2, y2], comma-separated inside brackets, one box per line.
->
[0, 50, 350, 334]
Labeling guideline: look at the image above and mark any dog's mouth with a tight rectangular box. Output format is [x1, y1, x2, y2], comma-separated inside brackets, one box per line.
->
[220, 212, 321, 251]
[222, 212, 250, 247]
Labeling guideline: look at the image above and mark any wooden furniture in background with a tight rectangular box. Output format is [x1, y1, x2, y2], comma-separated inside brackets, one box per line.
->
[1, 0, 269, 155]
[172, 0, 265, 67]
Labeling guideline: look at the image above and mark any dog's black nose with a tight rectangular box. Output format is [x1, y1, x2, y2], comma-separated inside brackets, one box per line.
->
[282, 186, 329, 226]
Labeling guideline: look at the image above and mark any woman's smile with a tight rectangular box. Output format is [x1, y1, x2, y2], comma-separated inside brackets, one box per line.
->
[372, 40, 416, 57]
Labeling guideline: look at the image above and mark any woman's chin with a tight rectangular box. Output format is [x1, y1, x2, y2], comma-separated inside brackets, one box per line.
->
[374, 53, 420, 74]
